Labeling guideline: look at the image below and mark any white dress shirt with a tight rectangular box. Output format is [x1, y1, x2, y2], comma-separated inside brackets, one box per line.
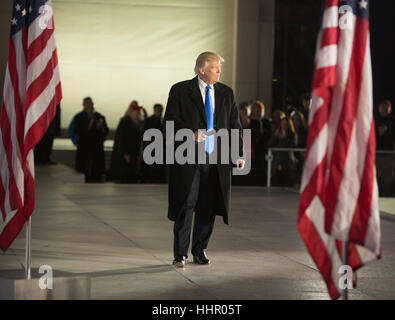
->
[198, 76, 215, 113]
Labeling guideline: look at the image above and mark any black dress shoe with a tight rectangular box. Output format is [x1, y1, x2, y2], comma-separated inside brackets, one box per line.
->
[172, 255, 186, 267]
[193, 251, 210, 265]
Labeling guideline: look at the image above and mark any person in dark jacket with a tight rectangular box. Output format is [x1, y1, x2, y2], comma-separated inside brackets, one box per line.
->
[374, 99, 395, 196]
[144, 103, 164, 132]
[375, 99, 395, 150]
[290, 109, 308, 182]
[238, 102, 250, 129]
[291, 109, 308, 148]
[300, 93, 312, 122]
[111, 102, 143, 183]
[269, 112, 296, 186]
[74, 97, 109, 182]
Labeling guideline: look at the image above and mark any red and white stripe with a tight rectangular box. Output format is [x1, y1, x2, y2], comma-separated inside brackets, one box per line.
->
[298, 0, 381, 299]
[0, 1, 62, 251]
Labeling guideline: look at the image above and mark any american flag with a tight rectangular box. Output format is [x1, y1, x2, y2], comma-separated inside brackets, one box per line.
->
[0, 0, 62, 251]
[297, 0, 381, 299]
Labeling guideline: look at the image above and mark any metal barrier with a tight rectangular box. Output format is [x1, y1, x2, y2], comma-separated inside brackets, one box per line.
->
[266, 147, 395, 188]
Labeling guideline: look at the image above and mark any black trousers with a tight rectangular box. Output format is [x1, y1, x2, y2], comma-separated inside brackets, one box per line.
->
[173, 163, 219, 258]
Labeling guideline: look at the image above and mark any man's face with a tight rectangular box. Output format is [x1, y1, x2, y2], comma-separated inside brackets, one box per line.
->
[130, 101, 138, 109]
[280, 118, 288, 131]
[252, 104, 263, 119]
[292, 115, 301, 128]
[83, 99, 94, 115]
[200, 59, 221, 85]
[130, 109, 141, 122]
[240, 107, 248, 117]
[154, 106, 162, 117]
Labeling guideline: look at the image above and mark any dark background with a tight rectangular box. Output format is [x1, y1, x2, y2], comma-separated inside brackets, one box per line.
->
[272, 0, 395, 113]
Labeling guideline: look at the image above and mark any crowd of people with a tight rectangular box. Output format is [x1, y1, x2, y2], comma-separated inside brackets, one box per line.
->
[237, 95, 310, 187]
[68, 97, 165, 183]
[63, 95, 313, 185]
[238, 97, 395, 192]
[36, 95, 394, 195]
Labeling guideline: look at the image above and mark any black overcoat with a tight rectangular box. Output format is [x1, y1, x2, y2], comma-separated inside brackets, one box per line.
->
[164, 76, 243, 224]
[74, 111, 108, 175]
[110, 116, 142, 183]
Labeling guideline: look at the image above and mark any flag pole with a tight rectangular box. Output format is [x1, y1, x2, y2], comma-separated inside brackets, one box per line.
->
[25, 216, 31, 280]
[342, 240, 348, 300]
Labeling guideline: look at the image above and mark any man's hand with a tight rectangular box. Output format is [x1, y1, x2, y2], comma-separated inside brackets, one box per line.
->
[194, 129, 208, 142]
[235, 159, 245, 170]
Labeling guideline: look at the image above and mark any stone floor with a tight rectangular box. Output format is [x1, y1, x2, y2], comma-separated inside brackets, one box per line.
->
[0, 164, 394, 300]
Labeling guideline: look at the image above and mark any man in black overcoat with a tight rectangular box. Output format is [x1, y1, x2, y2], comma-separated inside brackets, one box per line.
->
[164, 52, 245, 267]
[74, 97, 109, 182]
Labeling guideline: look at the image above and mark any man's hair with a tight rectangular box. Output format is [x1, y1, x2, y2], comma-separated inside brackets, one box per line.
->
[194, 52, 224, 75]
[153, 103, 163, 111]
[83, 97, 92, 104]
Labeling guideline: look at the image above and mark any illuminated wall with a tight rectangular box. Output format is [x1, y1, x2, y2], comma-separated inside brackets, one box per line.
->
[53, 0, 237, 129]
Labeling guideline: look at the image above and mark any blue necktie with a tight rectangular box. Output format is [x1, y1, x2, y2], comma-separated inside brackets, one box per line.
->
[204, 85, 214, 154]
